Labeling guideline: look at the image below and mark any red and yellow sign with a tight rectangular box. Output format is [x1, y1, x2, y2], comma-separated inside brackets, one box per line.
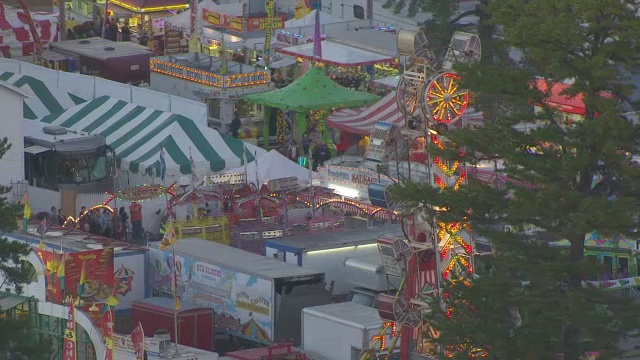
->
[247, 16, 285, 32]
[202, 9, 244, 32]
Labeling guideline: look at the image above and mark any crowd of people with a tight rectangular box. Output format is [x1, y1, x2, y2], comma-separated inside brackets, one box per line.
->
[45, 202, 144, 244]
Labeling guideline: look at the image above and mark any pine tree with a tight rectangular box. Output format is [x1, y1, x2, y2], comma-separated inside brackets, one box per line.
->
[391, 0, 640, 359]
[0, 137, 52, 360]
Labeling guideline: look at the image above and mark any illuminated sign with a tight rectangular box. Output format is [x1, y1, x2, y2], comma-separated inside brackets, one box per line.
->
[321, 166, 393, 188]
[247, 15, 285, 32]
[225, 72, 269, 87]
[152, 59, 270, 88]
[150, 59, 223, 87]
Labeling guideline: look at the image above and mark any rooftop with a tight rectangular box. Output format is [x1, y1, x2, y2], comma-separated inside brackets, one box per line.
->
[276, 39, 396, 67]
[154, 53, 260, 75]
[149, 238, 325, 280]
[49, 37, 151, 61]
[265, 224, 403, 252]
[303, 301, 383, 329]
[7, 228, 146, 254]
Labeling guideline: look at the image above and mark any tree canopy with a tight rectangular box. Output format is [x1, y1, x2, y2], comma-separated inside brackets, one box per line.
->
[0, 137, 52, 360]
[391, 0, 640, 359]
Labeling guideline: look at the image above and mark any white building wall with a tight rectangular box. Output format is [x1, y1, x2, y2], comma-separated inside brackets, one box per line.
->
[0, 85, 26, 186]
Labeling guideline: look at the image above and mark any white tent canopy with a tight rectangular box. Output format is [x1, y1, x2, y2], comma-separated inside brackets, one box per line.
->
[225, 149, 317, 186]
[284, 10, 343, 28]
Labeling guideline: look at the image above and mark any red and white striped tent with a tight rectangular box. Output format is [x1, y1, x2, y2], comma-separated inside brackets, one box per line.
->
[326, 91, 404, 135]
[0, 3, 59, 58]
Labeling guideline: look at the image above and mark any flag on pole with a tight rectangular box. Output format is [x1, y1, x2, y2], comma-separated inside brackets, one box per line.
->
[63, 298, 77, 360]
[131, 322, 145, 360]
[20, 192, 31, 231]
[312, 6, 322, 58]
[159, 224, 177, 250]
[78, 260, 86, 296]
[159, 146, 167, 183]
[57, 253, 66, 291]
[102, 306, 114, 360]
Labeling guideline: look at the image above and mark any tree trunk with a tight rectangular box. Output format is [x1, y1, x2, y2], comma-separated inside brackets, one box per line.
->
[564, 233, 586, 360]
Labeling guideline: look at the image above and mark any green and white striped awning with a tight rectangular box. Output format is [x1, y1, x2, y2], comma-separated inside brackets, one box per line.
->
[37, 96, 266, 175]
[0, 71, 86, 119]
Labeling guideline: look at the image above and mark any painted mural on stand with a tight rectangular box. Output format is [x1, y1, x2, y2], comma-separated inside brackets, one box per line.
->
[148, 248, 273, 343]
[37, 248, 115, 306]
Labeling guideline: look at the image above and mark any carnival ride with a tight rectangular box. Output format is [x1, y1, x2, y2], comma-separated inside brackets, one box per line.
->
[358, 29, 482, 359]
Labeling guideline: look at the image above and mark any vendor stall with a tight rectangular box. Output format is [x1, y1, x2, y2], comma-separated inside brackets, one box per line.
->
[107, 0, 190, 40]
[224, 149, 317, 186]
[326, 91, 403, 135]
[245, 67, 379, 148]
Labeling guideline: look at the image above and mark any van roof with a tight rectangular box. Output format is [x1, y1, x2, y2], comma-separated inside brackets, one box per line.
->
[150, 238, 324, 281]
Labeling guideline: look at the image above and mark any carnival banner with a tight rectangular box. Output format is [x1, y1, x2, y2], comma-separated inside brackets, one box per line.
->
[37, 248, 114, 305]
[102, 307, 114, 360]
[63, 299, 77, 360]
[131, 322, 145, 360]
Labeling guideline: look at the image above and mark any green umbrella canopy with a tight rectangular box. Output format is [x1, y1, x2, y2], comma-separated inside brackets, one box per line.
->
[246, 67, 380, 111]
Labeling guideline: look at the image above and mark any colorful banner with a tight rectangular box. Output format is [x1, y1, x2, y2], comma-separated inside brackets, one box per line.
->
[131, 322, 145, 360]
[247, 16, 284, 32]
[63, 299, 77, 360]
[37, 248, 115, 305]
[149, 249, 274, 343]
[263, 0, 275, 67]
[586, 276, 640, 290]
[102, 307, 114, 360]
[202, 9, 243, 32]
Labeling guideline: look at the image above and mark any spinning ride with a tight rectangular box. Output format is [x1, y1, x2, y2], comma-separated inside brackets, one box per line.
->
[362, 29, 482, 359]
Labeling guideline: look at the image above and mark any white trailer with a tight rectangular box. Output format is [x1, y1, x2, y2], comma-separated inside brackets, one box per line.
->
[265, 224, 403, 295]
[302, 302, 400, 360]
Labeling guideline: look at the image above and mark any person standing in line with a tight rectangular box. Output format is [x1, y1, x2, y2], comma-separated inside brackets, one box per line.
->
[287, 140, 299, 162]
[301, 132, 312, 157]
[119, 207, 129, 242]
[129, 201, 143, 243]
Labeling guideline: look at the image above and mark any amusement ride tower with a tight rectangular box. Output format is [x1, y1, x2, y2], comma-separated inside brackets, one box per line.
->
[362, 29, 482, 359]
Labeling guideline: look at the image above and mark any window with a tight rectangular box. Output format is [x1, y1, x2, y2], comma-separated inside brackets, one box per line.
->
[353, 5, 365, 19]
[207, 99, 221, 120]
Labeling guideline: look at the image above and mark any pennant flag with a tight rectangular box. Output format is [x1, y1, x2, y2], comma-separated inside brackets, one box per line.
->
[63, 298, 77, 360]
[131, 322, 145, 360]
[20, 192, 31, 219]
[78, 260, 86, 296]
[313, 7, 322, 58]
[159, 224, 177, 250]
[57, 253, 66, 291]
[159, 146, 167, 183]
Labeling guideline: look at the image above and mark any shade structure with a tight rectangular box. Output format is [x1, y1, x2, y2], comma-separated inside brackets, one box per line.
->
[0, 3, 59, 58]
[0, 71, 86, 119]
[36, 96, 266, 175]
[326, 91, 404, 135]
[225, 149, 317, 186]
[276, 40, 397, 67]
[245, 67, 379, 111]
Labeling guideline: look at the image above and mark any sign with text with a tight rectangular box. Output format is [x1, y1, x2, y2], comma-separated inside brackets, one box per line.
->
[202, 9, 244, 32]
[320, 166, 393, 189]
[247, 15, 285, 32]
